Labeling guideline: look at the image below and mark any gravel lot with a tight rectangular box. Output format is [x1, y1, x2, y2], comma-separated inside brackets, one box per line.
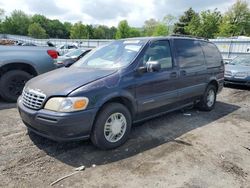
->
[0, 86, 249, 188]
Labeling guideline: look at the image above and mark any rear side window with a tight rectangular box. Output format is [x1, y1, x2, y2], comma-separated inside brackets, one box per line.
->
[200, 42, 222, 67]
[142, 40, 172, 70]
[175, 39, 205, 68]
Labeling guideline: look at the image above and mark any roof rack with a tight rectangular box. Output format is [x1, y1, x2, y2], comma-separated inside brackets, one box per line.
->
[170, 34, 208, 41]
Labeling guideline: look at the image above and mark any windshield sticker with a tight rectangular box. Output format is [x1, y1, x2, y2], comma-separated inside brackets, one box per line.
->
[125, 45, 141, 52]
[123, 40, 140, 44]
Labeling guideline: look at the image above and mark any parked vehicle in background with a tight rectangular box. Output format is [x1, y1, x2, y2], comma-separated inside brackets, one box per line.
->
[55, 49, 91, 68]
[57, 44, 78, 56]
[224, 55, 250, 86]
[15, 42, 37, 46]
[18, 36, 224, 149]
[21, 43, 37, 46]
[0, 46, 58, 102]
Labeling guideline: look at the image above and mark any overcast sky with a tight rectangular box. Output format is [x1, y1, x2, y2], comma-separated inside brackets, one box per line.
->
[0, 0, 242, 27]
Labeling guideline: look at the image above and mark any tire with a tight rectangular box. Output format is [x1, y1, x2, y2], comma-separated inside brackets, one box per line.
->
[198, 84, 217, 111]
[0, 70, 32, 102]
[91, 103, 132, 150]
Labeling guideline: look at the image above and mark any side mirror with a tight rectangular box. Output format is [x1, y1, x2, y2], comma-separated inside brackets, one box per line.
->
[146, 61, 161, 72]
[64, 59, 76, 67]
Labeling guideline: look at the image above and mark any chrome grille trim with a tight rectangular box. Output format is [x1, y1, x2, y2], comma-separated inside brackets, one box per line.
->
[22, 89, 46, 110]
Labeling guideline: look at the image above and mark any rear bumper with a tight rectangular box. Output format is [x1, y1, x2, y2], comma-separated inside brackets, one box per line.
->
[17, 97, 97, 142]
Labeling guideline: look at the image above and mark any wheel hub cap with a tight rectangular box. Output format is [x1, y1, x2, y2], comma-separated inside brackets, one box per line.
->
[207, 89, 215, 107]
[111, 120, 122, 135]
[104, 112, 127, 143]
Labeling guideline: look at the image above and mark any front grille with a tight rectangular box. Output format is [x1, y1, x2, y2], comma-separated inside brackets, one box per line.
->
[22, 89, 46, 110]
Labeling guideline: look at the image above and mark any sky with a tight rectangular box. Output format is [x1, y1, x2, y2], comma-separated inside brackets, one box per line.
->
[0, 0, 242, 27]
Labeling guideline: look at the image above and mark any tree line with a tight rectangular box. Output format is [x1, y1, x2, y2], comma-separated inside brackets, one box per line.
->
[0, 0, 249, 39]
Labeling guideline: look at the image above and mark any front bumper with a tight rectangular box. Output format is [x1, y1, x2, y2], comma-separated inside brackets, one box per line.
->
[224, 77, 250, 86]
[17, 97, 97, 142]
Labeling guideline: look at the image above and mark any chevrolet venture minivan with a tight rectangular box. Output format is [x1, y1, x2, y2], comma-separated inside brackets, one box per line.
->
[18, 36, 224, 149]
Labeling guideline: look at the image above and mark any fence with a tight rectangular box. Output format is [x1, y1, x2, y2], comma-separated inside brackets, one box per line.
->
[1, 34, 250, 60]
[0, 34, 113, 48]
[210, 38, 250, 61]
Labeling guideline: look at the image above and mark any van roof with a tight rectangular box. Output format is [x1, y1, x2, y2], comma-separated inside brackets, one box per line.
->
[122, 35, 209, 42]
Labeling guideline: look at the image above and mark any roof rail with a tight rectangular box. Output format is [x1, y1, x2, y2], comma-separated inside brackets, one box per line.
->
[170, 34, 208, 40]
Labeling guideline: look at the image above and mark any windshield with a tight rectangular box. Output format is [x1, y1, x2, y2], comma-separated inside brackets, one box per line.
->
[65, 49, 84, 57]
[73, 40, 145, 69]
[230, 56, 250, 66]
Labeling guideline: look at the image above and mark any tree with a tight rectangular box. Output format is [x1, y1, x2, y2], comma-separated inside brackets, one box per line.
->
[218, 0, 250, 36]
[70, 22, 89, 39]
[2, 10, 31, 35]
[31, 14, 49, 32]
[93, 25, 118, 39]
[217, 16, 234, 37]
[0, 8, 4, 33]
[185, 9, 222, 38]
[163, 14, 176, 34]
[129, 27, 141, 37]
[31, 15, 70, 38]
[28, 23, 47, 38]
[173, 8, 198, 34]
[153, 24, 169, 36]
[143, 18, 159, 36]
[0, 8, 4, 21]
[47, 19, 68, 38]
[64, 22, 72, 39]
[93, 25, 106, 39]
[109, 26, 117, 39]
[116, 20, 130, 39]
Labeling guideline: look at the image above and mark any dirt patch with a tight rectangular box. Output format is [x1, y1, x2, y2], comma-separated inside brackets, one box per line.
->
[221, 161, 248, 179]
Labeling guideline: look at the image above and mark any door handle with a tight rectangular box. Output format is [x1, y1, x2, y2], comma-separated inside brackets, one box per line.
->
[180, 70, 186, 76]
[170, 72, 177, 78]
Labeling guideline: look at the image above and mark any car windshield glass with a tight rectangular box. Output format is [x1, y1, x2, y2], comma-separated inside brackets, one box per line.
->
[230, 56, 250, 66]
[73, 40, 145, 69]
[65, 49, 84, 57]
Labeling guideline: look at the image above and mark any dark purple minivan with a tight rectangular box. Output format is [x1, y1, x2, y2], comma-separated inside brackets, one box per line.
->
[18, 36, 224, 149]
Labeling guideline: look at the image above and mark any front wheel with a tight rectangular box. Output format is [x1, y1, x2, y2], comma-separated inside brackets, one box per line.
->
[91, 103, 132, 150]
[198, 84, 217, 111]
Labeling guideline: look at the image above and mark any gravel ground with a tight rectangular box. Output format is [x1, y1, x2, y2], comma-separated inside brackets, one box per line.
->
[0, 85, 249, 188]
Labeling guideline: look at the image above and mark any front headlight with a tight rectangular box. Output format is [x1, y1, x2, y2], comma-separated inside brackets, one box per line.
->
[44, 97, 89, 112]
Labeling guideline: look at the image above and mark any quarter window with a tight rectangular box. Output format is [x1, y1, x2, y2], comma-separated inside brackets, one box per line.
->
[200, 42, 222, 67]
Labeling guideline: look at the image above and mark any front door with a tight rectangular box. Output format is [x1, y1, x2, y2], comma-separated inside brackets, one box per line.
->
[135, 40, 179, 119]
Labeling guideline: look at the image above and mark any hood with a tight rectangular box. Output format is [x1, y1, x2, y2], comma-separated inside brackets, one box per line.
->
[225, 64, 250, 73]
[26, 67, 117, 97]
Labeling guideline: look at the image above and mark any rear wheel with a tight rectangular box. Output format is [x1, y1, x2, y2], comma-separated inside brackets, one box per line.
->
[0, 70, 32, 102]
[198, 84, 217, 111]
[91, 103, 132, 150]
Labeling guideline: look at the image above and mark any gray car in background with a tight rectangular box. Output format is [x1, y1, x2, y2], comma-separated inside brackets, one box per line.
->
[224, 55, 250, 86]
[55, 49, 91, 68]
[0, 46, 58, 102]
